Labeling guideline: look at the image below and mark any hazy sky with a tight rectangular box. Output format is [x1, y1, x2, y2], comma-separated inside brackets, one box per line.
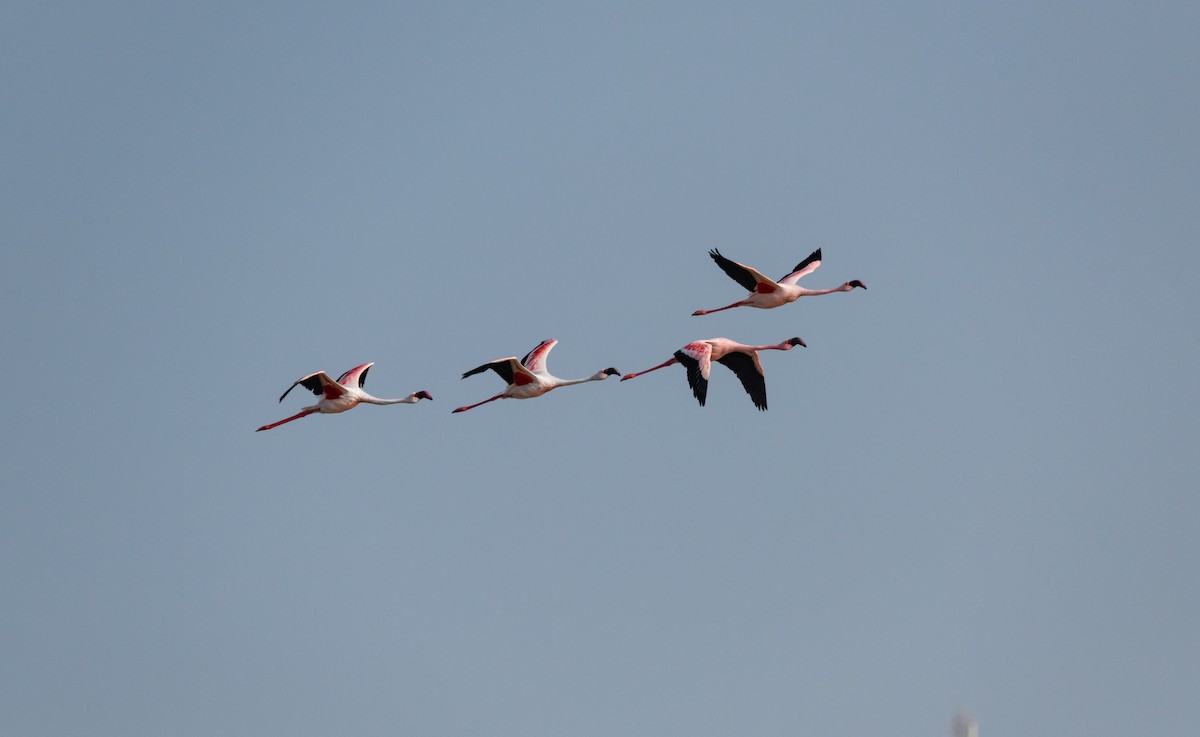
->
[3, 3, 1198, 736]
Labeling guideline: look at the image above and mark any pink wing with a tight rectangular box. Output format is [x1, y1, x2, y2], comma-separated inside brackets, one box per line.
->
[778, 249, 822, 286]
[677, 341, 713, 381]
[337, 363, 374, 388]
[674, 341, 714, 406]
[520, 339, 558, 374]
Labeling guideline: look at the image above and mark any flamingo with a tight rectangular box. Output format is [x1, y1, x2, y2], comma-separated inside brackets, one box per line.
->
[619, 337, 805, 410]
[453, 338, 620, 413]
[692, 248, 866, 316]
[256, 363, 432, 431]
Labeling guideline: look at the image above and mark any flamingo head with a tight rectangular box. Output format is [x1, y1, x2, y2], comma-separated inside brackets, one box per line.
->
[601, 367, 621, 378]
[847, 279, 867, 290]
[414, 390, 433, 401]
[786, 337, 807, 348]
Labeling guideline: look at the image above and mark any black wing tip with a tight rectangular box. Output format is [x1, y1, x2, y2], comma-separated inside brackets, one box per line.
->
[673, 349, 707, 406]
[460, 359, 516, 386]
[717, 352, 768, 409]
[749, 385, 768, 411]
[290, 375, 324, 398]
[707, 249, 760, 292]
[789, 248, 822, 275]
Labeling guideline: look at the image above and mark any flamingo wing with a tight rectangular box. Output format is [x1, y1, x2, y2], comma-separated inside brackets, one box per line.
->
[462, 357, 538, 387]
[336, 362, 374, 388]
[520, 339, 558, 374]
[717, 351, 768, 411]
[673, 341, 713, 407]
[778, 248, 822, 285]
[278, 371, 345, 403]
[708, 249, 778, 293]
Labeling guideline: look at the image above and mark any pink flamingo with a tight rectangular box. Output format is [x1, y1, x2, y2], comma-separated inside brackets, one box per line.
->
[620, 337, 805, 410]
[453, 339, 620, 413]
[693, 248, 866, 316]
[256, 363, 431, 431]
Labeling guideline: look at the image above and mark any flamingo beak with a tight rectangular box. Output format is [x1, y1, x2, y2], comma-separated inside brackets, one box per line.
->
[604, 368, 621, 376]
[418, 391, 433, 401]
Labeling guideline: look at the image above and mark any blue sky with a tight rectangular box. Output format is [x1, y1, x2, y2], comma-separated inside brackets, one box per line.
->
[3, 2, 1198, 736]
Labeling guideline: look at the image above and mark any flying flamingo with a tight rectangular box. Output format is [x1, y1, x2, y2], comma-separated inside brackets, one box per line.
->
[453, 338, 620, 413]
[619, 337, 806, 410]
[256, 363, 432, 431]
[692, 248, 866, 316]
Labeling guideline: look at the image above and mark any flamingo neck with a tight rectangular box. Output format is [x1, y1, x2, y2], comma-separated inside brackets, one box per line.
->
[754, 341, 798, 352]
[797, 284, 852, 296]
[362, 394, 420, 405]
[553, 371, 609, 388]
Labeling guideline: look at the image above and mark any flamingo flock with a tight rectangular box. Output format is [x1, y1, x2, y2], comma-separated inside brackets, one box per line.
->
[257, 249, 865, 429]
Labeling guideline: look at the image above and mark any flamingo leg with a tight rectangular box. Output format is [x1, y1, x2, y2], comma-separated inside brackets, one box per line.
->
[452, 394, 505, 413]
[619, 357, 679, 381]
[691, 300, 746, 316]
[256, 408, 318, 432]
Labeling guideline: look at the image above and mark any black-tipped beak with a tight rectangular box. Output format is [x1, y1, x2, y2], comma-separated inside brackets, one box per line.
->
[604, 367, 621, 376]
[850, 280, 867, 290]
[418, 391, 433, 401]
[788, 337, 807, 348]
